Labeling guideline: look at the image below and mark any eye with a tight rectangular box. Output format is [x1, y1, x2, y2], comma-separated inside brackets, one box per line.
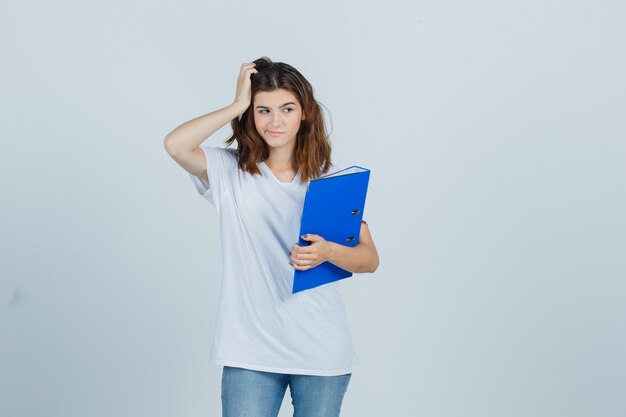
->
[259, 109, 269, 114]
[283, 107, 293, 112]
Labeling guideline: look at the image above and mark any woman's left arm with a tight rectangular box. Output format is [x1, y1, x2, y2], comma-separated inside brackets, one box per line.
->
[290, 221, 380, 274]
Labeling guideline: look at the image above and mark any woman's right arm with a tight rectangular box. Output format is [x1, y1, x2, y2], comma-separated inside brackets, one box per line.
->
[163, 62, 258, 180]
[163, 103, 246, 180]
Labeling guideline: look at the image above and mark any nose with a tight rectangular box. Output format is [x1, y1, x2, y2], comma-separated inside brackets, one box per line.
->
[272, 111, 282, 126]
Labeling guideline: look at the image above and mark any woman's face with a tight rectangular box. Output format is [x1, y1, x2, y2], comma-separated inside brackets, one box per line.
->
[253, 88, 305, 151]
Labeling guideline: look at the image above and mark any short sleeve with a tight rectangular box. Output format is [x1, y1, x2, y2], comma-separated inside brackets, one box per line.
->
[189, 146, 237, 207]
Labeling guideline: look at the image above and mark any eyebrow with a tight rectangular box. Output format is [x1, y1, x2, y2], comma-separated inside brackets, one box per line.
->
[255, 102, 296, 109]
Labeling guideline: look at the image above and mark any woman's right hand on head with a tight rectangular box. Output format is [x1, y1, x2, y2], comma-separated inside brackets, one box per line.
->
[233, 62, 258, 114]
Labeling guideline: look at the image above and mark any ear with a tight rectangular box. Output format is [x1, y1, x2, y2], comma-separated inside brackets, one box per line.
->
[301, 113, 306, 120]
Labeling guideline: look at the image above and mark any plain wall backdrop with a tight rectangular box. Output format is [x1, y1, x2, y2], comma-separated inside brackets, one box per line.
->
[1, 0, 625, 416]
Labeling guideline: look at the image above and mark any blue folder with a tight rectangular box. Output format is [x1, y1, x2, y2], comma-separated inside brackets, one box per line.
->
[292, 165, 371, 293]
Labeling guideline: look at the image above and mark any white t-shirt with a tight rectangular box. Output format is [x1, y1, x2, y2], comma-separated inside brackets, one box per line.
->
[189, 145, 360, 376]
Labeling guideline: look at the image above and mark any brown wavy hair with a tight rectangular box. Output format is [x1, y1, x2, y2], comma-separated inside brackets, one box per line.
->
[224, 56, 332, 182]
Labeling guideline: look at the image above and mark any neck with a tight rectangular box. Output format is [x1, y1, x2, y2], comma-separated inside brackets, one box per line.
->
[265, 150, 297, 171]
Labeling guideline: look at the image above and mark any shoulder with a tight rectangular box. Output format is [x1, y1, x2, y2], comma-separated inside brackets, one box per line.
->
[206, 145, 237, 156]
[222, 147, 238, 158]
[203, 145, 238, 164]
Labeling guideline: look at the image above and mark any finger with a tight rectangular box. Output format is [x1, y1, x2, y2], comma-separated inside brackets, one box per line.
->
[292, 248, 316, 258]
[289, 248, 312, 257]
[239, 69, 257, 79]
[290, 252, 315, 261]
[292, 260, 313, 269]
[295, 263, 314, 271]
[294, 246, 316, 256]
[301, 233, 321, 240]
[290, 252, 311, 264]
[290, 260, 305, 269]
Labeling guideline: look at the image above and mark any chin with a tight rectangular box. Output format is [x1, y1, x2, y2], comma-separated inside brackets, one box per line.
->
[265, 137, 293, 148]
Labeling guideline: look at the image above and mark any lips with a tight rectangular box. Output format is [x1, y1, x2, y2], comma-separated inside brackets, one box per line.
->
[267, 130, 283, 136]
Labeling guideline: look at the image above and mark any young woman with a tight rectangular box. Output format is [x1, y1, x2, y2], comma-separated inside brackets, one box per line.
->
[164, 57, 379, 417]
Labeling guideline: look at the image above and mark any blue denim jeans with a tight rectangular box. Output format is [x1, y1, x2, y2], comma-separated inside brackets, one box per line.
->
[221, 366, 352, 417]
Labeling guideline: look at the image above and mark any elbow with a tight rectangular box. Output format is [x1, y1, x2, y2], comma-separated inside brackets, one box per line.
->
[163, 135, 181, 157]
[163, 135, 174, 154]
[371, 258, 380, 273]
[366, 253, 380, 273]
[163, 135, 173, 153]
[356, 244, 379, 273]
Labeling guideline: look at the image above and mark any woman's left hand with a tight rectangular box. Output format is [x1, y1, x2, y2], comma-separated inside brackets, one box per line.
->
[289, 234, 332, 270]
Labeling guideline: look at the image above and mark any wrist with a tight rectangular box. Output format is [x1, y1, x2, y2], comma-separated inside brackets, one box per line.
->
[230, 101, 249, 115]
[325, 241, 339, 264]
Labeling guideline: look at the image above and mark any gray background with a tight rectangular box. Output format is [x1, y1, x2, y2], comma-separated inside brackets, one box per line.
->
[1, 0, 624, 416]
